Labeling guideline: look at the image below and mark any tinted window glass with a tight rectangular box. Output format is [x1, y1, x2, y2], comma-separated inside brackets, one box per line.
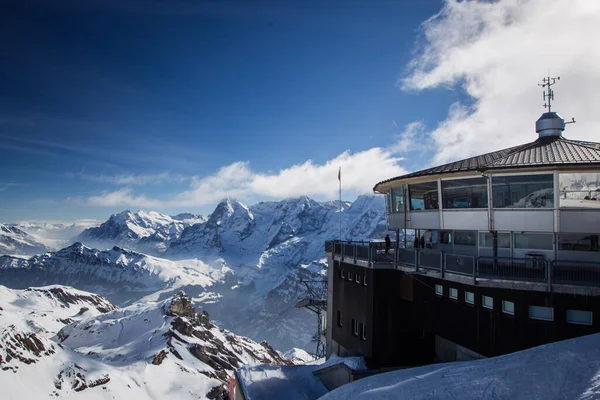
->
[442, 178, 488, 209]
[492, 174, 553, 208]
[409, 181, 438, 210]
[558, 233, 599, 251]
[391, 186, 405, 213]
[479, 232, 511, 248]
[514, 233, 553, 249]
[559, 172, 600, 208]
[454, 231, 477, 246]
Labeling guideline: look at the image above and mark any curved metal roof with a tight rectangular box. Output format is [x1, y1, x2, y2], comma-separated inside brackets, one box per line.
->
[374, 136, 600, 192]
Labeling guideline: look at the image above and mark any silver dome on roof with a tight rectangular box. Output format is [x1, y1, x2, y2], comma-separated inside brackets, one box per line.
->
[536, 111, 565, 137]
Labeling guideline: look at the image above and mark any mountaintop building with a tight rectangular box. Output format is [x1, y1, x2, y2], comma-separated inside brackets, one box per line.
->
[325, 78, 600, 371]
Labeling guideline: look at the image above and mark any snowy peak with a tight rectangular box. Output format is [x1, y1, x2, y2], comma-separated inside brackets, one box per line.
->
[0, 223, 47, 256]
[78, 209, 204, 254]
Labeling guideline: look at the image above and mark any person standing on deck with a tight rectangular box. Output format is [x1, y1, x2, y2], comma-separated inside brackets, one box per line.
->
[385, 234, 391, 253]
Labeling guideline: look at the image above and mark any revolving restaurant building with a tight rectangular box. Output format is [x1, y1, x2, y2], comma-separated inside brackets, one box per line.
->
[325, 105, 600, 369]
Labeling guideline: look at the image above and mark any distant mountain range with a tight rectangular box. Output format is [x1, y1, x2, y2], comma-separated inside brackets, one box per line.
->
[0, 195, 387, 352]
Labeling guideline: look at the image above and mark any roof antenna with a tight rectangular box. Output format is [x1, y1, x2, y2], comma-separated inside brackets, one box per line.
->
[538, 75, 559, 113]
[537, 75, 576, 124]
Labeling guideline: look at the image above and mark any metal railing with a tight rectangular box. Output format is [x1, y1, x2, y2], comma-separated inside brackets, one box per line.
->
[324, 240, 600, 289]
[552, 260, 600, 287]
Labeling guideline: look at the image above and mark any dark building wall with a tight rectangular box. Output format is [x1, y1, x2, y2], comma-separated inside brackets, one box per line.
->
[330, 260, 374, 360]
[418, 276, 600, 358]
[371, 269, 434, 368]
[329, 258, 600, 369]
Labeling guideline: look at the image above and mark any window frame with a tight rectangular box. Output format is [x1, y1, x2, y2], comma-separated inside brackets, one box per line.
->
[566, 309, 593, 326]
[465, 291, 475, 304]
[449, 287, 458, 300]
[435, 284, 443, 296]
[529, 305, 554, 321]
[482, 295, 494, 309]
[502, 300, 515, 315]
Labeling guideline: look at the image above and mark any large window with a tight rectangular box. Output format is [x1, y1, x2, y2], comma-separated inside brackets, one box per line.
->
[479, 232, 511, 248]
[442, 177, 488, 209]
[559, 172, 600, 208]
[492, 174, 554, 208]
[514, 233, 553, 250]
[558, 233, 599, 252]
[409, 181, 439, 210]
[391, 186, 406, 213]
[454, 231, 477, 246]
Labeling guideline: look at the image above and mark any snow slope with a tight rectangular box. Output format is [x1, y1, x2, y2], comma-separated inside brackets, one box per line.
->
[0, 242, 216, 304]
[320, 333, 600, 400]
[0, 287, 290, 400]
[1, 195, 386, 352]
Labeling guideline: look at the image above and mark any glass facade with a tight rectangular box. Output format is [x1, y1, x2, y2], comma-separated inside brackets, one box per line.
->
[514, 233, 553, 250]
[479, 232, 511, 248]
[559, 172, 600, 208]
[558, 233, 599, 252]
[442, 177, 488, 209]
[454, 231, 477, 246]
[492, 174, 554, 208]
[409, 181, 438, 210]
[391, 186, 405, 213]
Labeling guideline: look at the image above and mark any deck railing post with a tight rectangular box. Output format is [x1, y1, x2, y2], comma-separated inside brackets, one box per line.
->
[341, 244, 344, 262]
[547, 260, 552, 292]
[415, 249, 419, 272]
[354, 244, 357, 264]
[472, 256, 476, 285]
[442, 253, 445, 278]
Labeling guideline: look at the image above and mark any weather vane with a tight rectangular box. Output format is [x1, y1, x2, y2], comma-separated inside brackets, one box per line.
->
[538, 75, 559, 112]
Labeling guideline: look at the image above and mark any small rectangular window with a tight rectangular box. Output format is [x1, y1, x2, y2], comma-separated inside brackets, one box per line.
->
[465, 291, 475, 304]
[529, 305, 553, 321]
[435, 284, 443, 296]
[502, 300, 515, 315]
[352, 318, 358, 336]
[360, 323, 366, 340]
[337, 311, 343, 327]
[449, 288, 458, 299]
[363, 275, 368, 286]
[483, 295, 494, 309]
[566, 309, 593, 325]
[348, 272, 353, 281]
[341, 270, 345, 279]
[355, 274, 360, 283]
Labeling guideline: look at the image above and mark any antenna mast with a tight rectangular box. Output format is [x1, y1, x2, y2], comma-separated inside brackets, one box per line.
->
[538, 75, 560, 112]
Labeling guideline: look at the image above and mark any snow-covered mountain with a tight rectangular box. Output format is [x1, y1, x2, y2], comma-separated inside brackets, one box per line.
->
[13, 220, 100, 250]
[0, 242, 217, 305]
[0, 195, 386, 353]
[168, 195, 386, 262]
[77, 210, 205, 254]
[0, 223, 48, 255]
[0, 286, 289, 399]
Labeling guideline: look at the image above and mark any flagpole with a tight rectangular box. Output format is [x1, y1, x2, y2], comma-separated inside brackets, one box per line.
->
[338, 166, 342, 242]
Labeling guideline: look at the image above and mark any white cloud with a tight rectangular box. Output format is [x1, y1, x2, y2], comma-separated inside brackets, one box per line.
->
[77, 171, 187, 185]
[84, 148, 407, 209]
[87, 188, 165, 209]
[389, 121, 430, 154]
[402, 0, 600, 165]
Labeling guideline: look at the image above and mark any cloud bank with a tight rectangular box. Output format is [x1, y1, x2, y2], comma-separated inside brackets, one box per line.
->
[85, 148, 407, 208]
[403, 0, 600, 164]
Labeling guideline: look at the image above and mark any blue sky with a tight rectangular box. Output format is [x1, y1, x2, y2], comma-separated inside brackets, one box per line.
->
[2, 0, 598, 222]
